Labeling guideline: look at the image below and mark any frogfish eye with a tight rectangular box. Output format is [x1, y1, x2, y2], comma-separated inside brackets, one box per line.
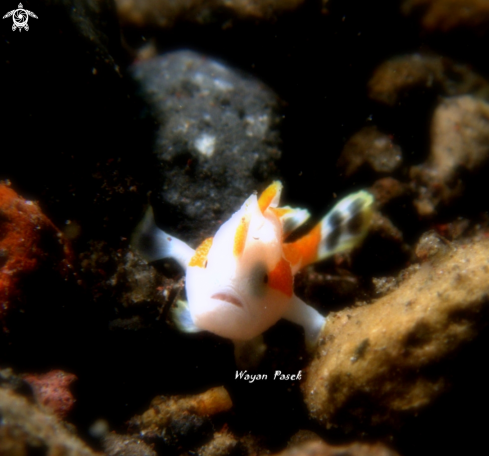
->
[248, 262, 268, 297]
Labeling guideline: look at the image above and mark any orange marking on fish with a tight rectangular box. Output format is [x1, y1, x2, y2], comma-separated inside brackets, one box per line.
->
[269, 207, 292, 218]
[268, 257, 293, 297]
[258, 181, 282, 214]
[233, 217, 249, 257]
[189, 237, 213, 268]
[283, 224, 321, 268]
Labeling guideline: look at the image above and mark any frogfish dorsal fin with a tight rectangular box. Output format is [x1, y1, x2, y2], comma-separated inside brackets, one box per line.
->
[258, 181, 282, 213]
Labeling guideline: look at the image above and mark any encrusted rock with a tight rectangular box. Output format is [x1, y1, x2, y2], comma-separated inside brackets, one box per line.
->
[369, 213, 404, 245]
[402, 0, 489, 34]
[369, 178, 410, 207]
[130, 50, 282, 245]
[0, 368, 31, 395]
[79, 240, 173, 331]
[353, 211, 411, 277]
[104, 433, 157, 456]
[368, 54, 488, 107]
[414, 230, 451, 261]
[410, 95, 489, 216]
[0, 184, 75, 330]
[116, 0, 306, 28]
[129, 386, 232, 445]
[337, 126, 402, 178]
[23, 370, 77, 419]
[372, 276, 398, 296]
[303, 234, 489, 430]
[0, 386, 98, 456]
[197, 430, 244, 456]
[274, 440, 400, 456]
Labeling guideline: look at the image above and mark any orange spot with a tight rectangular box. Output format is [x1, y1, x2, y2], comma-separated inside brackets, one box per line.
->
[269, 207, 292, 218]
[189, 238, 213, 268]
[258, 181, 282, 214]
[233, 217, 249, 257]
[283, 224, 321, 269]
[268, 257, 293, 297]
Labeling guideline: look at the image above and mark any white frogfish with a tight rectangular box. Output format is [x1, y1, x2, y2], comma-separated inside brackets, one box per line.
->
[132, 181, 373, 361]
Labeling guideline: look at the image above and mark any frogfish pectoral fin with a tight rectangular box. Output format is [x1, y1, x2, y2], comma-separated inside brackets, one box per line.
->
[283, 190, 374, 271]
[270, 206, 311, 237]
[172, 299, 202, 333]
[131, 206, 195, 269]
[282, 295, 326, 352]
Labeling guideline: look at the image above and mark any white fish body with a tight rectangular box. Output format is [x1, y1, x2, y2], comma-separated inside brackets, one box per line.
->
[132, 181, 374, 352]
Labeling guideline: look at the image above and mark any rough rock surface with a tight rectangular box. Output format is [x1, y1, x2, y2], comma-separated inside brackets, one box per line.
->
[0, 184, 75, 330]
[337, 126, 402, 179]
[303, 234, 489, 430]
[197, 430, 244, 456]
[129, 386, 233, 446]
[23, 370, 77, 419]
[79, 241, 171, 331]
[3, 1, 489, 455]
[410, 95, 489, 216]
[104, 433, 157, 456]
[116, 0, 306, 28]
[368, 54, 489, 107]
[0, 386, 98, 456]
[402, 0, 489, 34]
[275, 440, 400, 456]
[130, 50, 282, 245]
[369, 178, 410, 207]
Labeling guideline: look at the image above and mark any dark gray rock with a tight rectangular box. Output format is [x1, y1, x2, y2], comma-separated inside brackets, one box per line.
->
[130, 50, 282, 246]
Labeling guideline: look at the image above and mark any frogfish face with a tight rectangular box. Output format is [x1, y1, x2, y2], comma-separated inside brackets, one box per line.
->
[186, 194, 292, 340]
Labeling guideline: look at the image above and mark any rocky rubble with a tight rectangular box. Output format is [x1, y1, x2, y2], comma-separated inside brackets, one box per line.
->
[367, 54, 489, 108]
[402, 0, 489, 34]
[275, 440, 400, 456]
[304, 233, 489, 430]
[0, 386, 98, 456]
[116, 0, 307, 28]
[410, 95, 489, 216]
[2, 0, 489, 455]
[0, 184, 75, 331]
[23, 370, 78, 419]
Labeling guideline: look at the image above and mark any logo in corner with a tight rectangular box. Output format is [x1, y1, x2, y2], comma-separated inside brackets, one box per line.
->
[3, 3, 38, 32]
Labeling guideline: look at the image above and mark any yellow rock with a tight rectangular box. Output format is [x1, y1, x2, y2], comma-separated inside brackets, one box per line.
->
[303, 235, 489, 430]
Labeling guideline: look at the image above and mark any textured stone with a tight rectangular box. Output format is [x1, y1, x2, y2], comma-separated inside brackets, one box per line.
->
[23, 370, 77, 419]
[410, 95, 489, 216]
[130, 50, 282, 245]
[79, 241, 173, 331]
[402, 0, 489, 34]
[368, 54, 489, 107]
[104, 433, 157, 456]
[129, 387, 232, 445]
[275, 440, 400, 456]
[303, 234, 489, 430]
[369, 178, 410, 207]
[337, 126, 402, 178]
[0, 387, 98, 456]
[198, 430, 244, 456]
[0, 184, 75, 331]
[116, 0, 306, 28]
